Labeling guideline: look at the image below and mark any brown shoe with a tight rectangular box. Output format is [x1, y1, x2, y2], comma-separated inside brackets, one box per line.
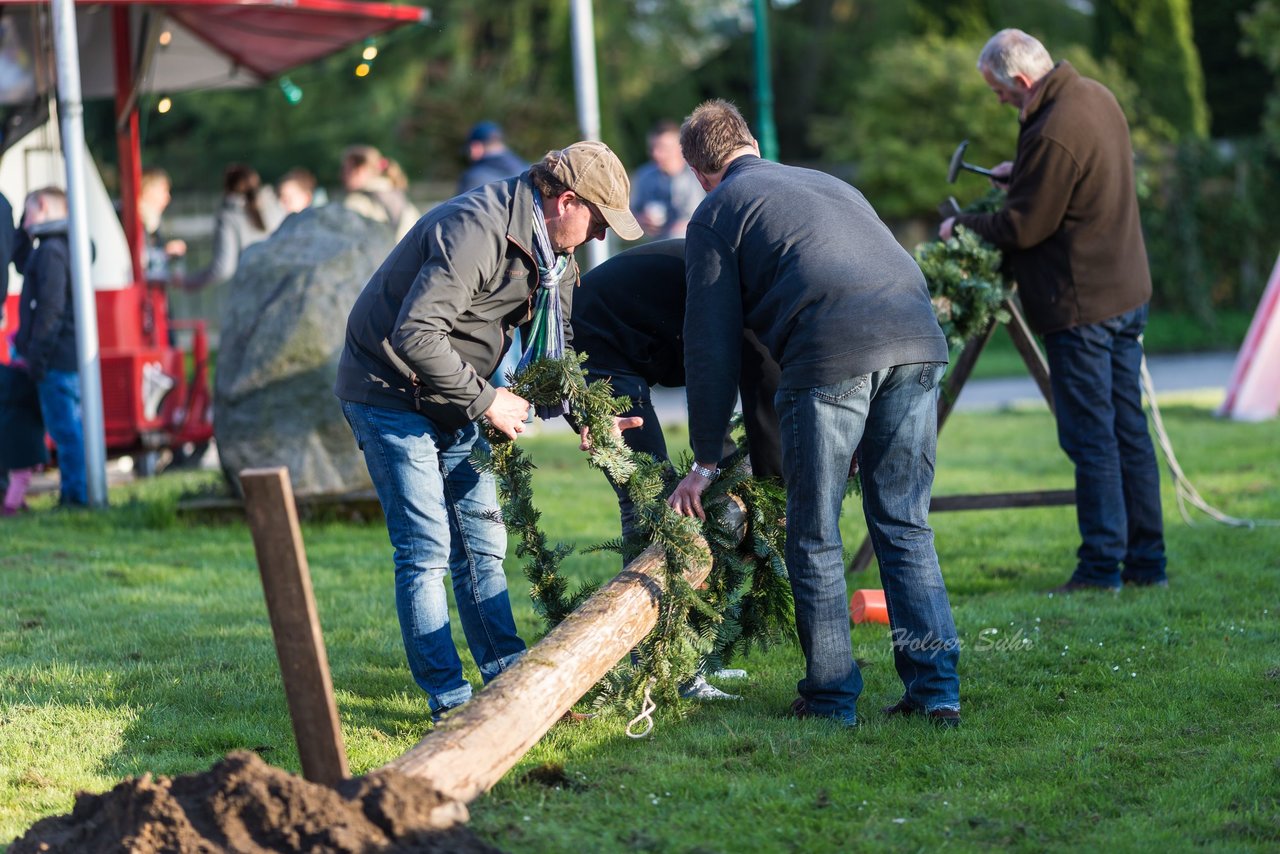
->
[882, 698, 961, 728]
[790, 696, 859, 728]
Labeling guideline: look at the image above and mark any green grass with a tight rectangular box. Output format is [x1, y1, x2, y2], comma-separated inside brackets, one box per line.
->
[3, 404, 1280, 851]
[970, 309, 1253, 380]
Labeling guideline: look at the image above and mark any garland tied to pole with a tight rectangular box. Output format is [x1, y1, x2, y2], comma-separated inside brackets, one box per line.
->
[471, 352, 794, 712]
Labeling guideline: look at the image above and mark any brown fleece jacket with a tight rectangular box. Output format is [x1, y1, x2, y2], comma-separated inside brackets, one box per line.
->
[955, 61, 1152, 335]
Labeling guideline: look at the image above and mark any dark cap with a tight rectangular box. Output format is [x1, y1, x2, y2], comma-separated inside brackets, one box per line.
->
[467, 121, 504, 143]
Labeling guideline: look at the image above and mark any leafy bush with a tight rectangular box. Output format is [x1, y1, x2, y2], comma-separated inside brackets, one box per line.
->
[810, 34, 1167, 220]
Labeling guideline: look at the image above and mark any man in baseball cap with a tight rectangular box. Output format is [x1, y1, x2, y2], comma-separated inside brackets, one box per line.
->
[335, 138, 642, 725]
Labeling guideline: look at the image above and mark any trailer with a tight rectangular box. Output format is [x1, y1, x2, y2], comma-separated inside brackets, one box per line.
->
[0, 0, 426, 473]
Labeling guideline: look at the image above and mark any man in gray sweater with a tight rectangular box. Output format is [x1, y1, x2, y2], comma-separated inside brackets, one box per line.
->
[335, 141, 641, 723]
[668, 100, 960, 727]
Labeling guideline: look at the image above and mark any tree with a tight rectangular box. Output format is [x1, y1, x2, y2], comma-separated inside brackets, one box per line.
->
[1094, 0, 1210, 139]
[1241, 0, 1280, 151]
[1191, 0, 1273, 137]
[808, 35, 1155, 220]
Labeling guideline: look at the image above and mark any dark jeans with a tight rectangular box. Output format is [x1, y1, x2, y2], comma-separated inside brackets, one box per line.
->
[777, 363, 959, 720]
[1043, 304, 1167, 586]
[36, 369, 87, 506]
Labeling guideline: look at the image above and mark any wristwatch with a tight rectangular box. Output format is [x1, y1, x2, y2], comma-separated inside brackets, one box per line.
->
[690, 461, 719, 480]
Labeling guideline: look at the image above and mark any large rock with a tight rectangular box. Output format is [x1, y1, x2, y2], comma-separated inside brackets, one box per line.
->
[215, 204, 395, 497]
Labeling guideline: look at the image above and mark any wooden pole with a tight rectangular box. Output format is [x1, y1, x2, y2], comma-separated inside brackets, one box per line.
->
[241, 467, 349, 787]
[383, 498, 747, 803]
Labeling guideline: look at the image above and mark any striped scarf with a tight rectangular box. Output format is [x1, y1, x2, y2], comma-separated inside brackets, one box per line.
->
[515, 190, 572, 418]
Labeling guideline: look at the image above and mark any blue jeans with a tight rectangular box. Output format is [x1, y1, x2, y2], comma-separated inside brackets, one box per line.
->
[340, 400, 526, 714]
[776, 362, 960, 720]
[1043, 304, 1166, 586]
[36, 369, 87, 506]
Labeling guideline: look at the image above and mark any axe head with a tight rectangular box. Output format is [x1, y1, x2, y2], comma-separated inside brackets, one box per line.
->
[947, 140, 969, 184]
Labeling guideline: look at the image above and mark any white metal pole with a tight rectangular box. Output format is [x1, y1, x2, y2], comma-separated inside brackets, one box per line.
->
[50, 0, 108, 507]
[569, 0, 608, 271]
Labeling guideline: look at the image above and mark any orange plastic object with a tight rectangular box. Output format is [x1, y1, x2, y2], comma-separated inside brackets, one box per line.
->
[849, 589, 889, 624]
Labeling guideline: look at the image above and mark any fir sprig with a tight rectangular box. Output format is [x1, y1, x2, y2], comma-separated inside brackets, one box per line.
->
[915, 225, 1011, 349]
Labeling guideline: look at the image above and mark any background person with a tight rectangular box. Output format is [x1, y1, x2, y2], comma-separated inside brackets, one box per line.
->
[277, 167, 322, 215]
[573, 237, 782, 701]
[940, 29, 1167, 593]
[629, 119, 706, 239]
[137, 167, 187, 283]
[669, 99, 960, 728]
[185, 163, 283, 290]
[334, 141, 642, 723]
[13, 187, 86, 508]
[457, 120, 527, 194]
[341, 144, 419, 240]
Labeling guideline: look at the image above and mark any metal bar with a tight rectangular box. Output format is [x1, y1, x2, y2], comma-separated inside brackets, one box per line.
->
[240, 467, 349, 787]
[569, 0, 607, 272]
[1002, 297, 1056, 412]
[50, 0, 108, 507]
[113, 5, 145, 285]
[751, 0, 778, 160]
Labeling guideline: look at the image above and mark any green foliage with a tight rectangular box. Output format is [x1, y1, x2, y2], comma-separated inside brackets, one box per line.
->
[809, 35, 1159, 219]
[1191, 0, 1273, 137]
[915, 225, 1010, 349]
[1242, 0, 1280, 153]
[1138, 137, 1280, 319]
[1094, 0, 1209, 140]
[472, 352, 794, 712]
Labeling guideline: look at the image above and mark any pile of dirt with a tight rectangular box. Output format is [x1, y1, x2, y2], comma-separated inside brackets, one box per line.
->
[10, 751, 502, 853]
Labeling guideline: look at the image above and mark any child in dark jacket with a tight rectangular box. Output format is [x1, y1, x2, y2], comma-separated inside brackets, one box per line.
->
[13, 187, 86, 507]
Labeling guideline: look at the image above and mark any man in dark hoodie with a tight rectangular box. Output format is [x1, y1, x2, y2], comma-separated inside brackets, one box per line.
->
[941, 29, 1167, 593]
[335, 141, 642, 723]
[668, 100, 960, 729]
[13, 186, 86, 507]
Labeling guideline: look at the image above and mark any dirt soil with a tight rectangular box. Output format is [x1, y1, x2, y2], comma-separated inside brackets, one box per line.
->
[9, 751, 503, 853]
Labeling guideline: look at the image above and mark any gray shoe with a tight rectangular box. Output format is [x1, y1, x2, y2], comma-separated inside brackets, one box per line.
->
[679, 674, 741, 701]
[709, 668, 748, 680]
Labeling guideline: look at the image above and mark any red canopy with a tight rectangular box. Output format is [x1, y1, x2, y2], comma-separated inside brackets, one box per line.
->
[0, 0, 430, 98]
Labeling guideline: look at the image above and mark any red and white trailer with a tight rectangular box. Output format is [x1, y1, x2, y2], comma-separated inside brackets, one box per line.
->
[0, 0, 426, 472]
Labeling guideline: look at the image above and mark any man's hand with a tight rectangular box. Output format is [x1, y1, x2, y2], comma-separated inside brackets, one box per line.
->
[165, 238, 187, 257]
[578, 416, 644, 451]
[939, 216, 956, 241]
[990, 161, 1013, 187]
[668, 464, 716, 521]
[485, 387, 532, 440]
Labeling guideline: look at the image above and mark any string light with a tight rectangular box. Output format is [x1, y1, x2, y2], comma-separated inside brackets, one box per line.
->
[354, 62, 370, 78]
[279, 76, 303, 104]
[362, 45, 378, 61]
[158, 30, 172, 47]
[157, 96, 172, 114]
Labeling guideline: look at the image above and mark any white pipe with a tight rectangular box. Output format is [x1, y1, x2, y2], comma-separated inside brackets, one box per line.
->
[569, 0, 608, 271]
[50, 0, 108, 507]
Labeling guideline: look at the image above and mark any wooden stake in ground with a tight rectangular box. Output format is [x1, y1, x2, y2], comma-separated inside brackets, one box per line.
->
[240, 467, 349, 787]
[385, 498, 747, 803]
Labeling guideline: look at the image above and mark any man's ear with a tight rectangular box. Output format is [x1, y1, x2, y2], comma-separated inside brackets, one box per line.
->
[1011, 72, 1036, 92]
[691, 168, 715, 193]
[553, 191, 576, 217]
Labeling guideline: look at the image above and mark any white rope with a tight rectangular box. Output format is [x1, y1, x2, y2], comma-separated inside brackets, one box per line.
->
[1141, 356, 1280, 529]
[625, 681, 657, 739]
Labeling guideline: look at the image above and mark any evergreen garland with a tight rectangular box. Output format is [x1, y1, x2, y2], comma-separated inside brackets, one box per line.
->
[470, 352, 795, 712]
[917, 188, 1012, 349]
